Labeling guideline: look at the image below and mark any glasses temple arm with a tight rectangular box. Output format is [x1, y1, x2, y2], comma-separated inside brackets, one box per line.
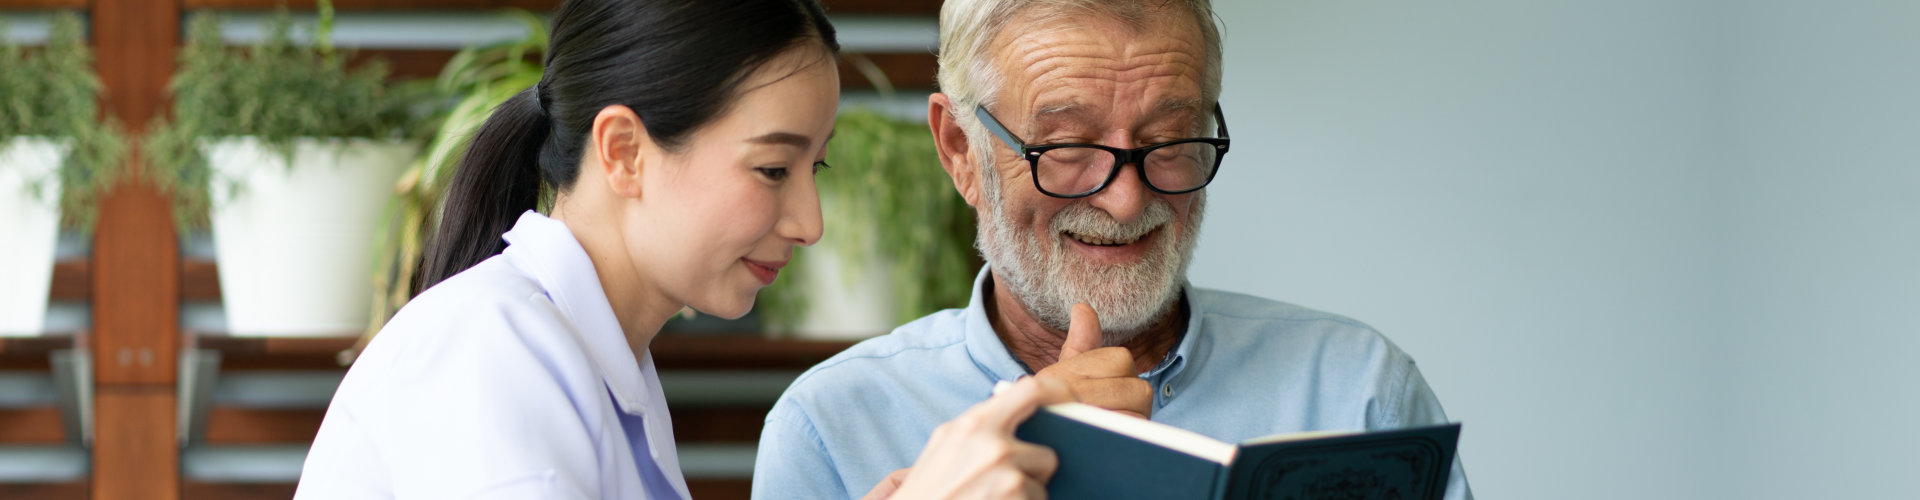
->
[1213, 103, 1230, 140]
[973, 105, 1029, 153]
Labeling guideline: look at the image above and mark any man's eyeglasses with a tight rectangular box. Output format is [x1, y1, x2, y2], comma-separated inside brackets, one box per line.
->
[974, 104, 1230, 199]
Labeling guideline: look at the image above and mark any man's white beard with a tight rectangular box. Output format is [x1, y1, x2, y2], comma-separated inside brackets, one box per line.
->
[975, 159, 1204, 345]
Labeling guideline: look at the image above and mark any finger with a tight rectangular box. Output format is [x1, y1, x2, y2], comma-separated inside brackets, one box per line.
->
[1008, 441, 1060, 482]
[860, 467, 911, 500]
[1022, 477, 1048, 500]
[859, 469, 906, 500]
[1059, 303, 1103, 360]
[1066, 377, 1153, 418]
[968, 377, 1055, 434]
[1027, 375, 1076, 405]
[1065, 347, 1137, 378]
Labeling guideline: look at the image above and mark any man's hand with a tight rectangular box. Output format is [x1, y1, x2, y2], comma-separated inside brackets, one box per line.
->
[1035, 303, 1153, 419]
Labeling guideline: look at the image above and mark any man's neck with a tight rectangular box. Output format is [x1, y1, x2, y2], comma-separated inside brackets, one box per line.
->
[984, 272, 1188, 375]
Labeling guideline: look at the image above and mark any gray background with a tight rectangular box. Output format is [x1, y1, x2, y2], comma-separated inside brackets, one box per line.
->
[1196, 1, 1920, 498]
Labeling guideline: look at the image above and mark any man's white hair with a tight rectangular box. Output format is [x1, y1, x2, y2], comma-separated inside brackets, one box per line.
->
[936, 0, 1223, 143]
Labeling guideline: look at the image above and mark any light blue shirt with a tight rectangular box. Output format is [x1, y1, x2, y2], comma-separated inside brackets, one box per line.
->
[297, 212, 689, 499]
[752, 269, 1472, 499]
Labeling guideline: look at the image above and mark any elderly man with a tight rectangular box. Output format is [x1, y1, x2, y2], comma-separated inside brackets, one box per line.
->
[754, 0, 1472, 498]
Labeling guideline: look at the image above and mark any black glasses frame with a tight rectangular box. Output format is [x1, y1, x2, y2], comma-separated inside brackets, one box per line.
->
[974, 103, 1231, 198]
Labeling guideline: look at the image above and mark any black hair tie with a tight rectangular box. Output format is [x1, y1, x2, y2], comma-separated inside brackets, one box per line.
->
[531, 84, 550, 119]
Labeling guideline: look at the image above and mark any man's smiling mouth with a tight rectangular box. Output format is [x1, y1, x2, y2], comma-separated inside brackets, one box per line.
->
[1063, 228, 1151, 247]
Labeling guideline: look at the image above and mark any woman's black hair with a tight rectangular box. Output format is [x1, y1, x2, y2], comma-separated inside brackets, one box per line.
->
[419, 0, 839, 293]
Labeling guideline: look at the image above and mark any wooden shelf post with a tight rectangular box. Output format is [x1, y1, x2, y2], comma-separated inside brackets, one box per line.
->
[91, 0, 184, 499]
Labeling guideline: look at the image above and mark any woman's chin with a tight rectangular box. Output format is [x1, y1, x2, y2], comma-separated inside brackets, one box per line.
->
[688, 297, 754, 320]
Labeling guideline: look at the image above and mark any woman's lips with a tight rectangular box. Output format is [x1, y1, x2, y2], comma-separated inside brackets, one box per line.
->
[743, 258, 786, 285]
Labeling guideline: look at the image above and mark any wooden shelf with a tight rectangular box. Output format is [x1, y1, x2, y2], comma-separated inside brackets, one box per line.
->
[0, 333, 79, 358]
[0, 407, 67, 444]
[179, 483, 294, 500]
[196, 403, 773, 446]
[651, 334, 857, 371]
[190, 334, 354, 370]
[181, 258, 220, 301]
[0, 483, 89, 500]
[48, 259, 86, 301]
[0, 333, 81, 372]
[189, 330, 856, 371]
[0, 0, 87, 8]
[202, 407, 326, 444]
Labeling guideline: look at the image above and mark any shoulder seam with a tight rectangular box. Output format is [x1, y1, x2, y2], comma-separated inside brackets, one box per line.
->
[787, 335, 968, 388]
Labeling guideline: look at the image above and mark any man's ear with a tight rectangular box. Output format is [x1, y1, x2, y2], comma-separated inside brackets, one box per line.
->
[592, 104, 649, 199]
[928, 93, 982, 208]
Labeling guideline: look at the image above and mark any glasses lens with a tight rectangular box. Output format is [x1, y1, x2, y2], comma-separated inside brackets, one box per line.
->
[1035, 147, 1117, 196]
[1144, 142, 1219, 192]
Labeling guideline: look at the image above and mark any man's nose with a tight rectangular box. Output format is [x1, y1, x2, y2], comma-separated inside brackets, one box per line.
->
[1086, 161, 1151, 223]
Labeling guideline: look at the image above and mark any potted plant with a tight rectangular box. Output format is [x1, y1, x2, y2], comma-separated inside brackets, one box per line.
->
[146, 4, 435, 336]
[757, 109, 979, 339]
[0, 12, 127, 335]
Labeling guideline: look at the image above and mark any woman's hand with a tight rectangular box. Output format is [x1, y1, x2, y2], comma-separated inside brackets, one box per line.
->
[862, 376, 1075, 499]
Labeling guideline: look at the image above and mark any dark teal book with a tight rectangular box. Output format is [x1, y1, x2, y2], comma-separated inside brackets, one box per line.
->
[1014, 402, 1460, 500]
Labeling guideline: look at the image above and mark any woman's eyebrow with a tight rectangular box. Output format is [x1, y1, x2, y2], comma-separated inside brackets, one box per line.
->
[745, 131, 816, 148]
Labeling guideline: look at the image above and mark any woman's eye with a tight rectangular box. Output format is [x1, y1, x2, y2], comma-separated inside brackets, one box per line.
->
[757, 167, 790, 181]
[812, 160, 831, 174]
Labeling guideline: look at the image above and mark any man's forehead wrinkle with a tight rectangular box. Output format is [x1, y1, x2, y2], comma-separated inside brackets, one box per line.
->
[1017, 60, 1201, 114]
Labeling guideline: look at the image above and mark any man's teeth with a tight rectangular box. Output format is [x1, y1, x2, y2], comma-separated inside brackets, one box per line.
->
[1067, 232, 1142, 246]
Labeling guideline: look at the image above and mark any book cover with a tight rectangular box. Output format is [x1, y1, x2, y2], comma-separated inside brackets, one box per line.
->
[1014, 402, 1459, 500]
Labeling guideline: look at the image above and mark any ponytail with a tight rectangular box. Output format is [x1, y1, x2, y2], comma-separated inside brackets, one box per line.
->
[417, 88, 550, 293]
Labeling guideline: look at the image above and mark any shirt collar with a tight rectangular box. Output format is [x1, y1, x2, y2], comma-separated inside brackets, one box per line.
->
[961, 266, 1205, 392]
[501, 211, 652, 415]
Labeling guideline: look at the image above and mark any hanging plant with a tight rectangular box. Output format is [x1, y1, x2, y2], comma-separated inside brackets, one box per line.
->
[144, 2, 439, 229]
[0, 11, 128, 228]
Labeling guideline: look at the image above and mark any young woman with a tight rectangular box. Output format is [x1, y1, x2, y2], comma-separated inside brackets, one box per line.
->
[293, 0, 1071, 498]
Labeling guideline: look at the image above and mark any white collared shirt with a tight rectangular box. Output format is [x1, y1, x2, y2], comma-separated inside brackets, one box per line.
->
[296, 212, 690, 499]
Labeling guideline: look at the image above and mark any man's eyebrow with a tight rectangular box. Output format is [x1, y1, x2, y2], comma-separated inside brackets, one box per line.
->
[1154, 97, 1205, 117]
[1027, 98, 1205, 131]
[745, 131, 817, 148]
[1027, 102, 1086, 137]
[1033, 101, 1083, 119]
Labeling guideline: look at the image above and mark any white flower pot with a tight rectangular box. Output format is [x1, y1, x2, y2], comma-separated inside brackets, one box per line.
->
[204, 138, 419, 336]
[0, 138, 66, 336]
[783, 195, 897, 340]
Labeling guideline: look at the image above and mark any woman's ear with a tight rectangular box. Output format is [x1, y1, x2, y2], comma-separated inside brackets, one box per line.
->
[592, 104, 650, 198]
[928, 93, 981, 208]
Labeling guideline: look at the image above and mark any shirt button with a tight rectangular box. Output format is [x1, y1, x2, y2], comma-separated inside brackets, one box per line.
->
[1161, 384, 1175, 398]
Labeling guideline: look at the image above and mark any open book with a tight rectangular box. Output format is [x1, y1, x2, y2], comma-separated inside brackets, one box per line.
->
[1014, 402, 1459, 500]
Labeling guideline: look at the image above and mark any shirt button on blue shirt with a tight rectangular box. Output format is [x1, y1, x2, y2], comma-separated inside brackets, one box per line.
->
[1162, 383, 1175, 398]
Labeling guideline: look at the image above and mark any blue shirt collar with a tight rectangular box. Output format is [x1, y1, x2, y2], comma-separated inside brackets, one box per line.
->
[960, 266, 1205, 395]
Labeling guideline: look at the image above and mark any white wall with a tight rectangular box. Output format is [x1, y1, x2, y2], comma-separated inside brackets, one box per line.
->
[1717, 1, 1920, 498]
[1192, 1, 1920, 498]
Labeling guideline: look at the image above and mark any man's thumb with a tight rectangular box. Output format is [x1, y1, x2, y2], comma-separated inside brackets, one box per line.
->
[1060, 303, 1103, 360]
